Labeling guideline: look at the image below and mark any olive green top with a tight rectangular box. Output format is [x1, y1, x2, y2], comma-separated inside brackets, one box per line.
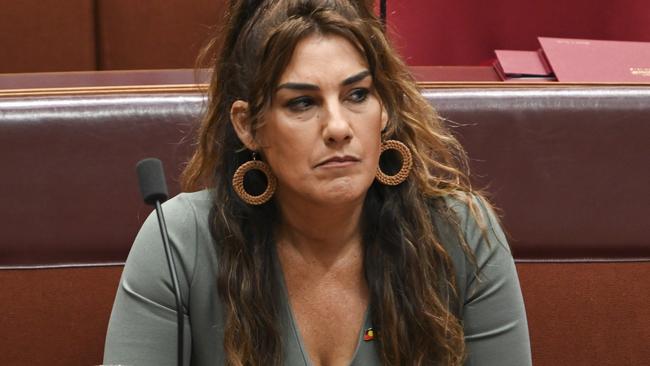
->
[103, 190, 531, 365]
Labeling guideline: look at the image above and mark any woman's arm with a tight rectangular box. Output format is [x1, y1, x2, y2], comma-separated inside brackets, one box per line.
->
[103, 194, 199, 366]
[449, 196, 532, 366]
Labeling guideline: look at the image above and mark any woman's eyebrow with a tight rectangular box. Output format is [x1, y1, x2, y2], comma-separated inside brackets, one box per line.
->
[275, 70, 371, 91]
[341, 70, 371, 86]
[275, 82, 319, 91]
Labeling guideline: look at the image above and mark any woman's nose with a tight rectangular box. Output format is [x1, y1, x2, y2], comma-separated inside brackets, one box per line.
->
[322, 102, 352, 145]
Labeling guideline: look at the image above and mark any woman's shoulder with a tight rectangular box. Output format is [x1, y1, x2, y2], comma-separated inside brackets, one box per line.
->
[162, 189, 216, 257]
[154, 189, 214, 238]
[163, 189, 213, 220]
[127, 189, 215, 285]
[434, 193, 531, 364]
[430, 192, 514, 305]
[118, 189, 217, 307]
[433, 191, 510, 256]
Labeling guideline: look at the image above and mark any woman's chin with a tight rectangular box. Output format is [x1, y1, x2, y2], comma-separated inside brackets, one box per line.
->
[311, 177, 370, 205]
[276, 175, 374, 207]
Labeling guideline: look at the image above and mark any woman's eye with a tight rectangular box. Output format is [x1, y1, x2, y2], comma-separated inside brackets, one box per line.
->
[348, 88, 369, 103]
[286, 96, 314, 111]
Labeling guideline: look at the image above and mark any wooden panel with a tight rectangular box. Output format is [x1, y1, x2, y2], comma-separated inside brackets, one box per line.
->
[517, 262, 650, 366]
[96, 0, 226, 70]
[0, 266, 123, 366]
[0, 0, 95, 73]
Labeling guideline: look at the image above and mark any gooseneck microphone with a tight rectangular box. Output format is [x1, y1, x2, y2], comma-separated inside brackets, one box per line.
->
[136, 158, 184, 366]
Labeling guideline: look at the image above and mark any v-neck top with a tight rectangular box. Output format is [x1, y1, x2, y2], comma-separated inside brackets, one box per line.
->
[103, 190, 531, 365]
[273, 244, 379, 366]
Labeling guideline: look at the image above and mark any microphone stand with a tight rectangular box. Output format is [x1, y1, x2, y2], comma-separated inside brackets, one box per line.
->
[154, 200, 184, 366]
[136, 157, 184, 366]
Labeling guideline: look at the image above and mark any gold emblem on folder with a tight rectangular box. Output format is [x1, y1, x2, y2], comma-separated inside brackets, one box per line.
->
[630, 68, 650, 77]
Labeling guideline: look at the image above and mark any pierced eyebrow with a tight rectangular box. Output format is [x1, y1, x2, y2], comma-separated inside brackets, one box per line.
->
[275, 70, 371, 92]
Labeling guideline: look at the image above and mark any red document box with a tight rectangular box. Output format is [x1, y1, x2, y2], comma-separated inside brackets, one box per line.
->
[494, 49, 554, 81]
[539, 37, 650, 82]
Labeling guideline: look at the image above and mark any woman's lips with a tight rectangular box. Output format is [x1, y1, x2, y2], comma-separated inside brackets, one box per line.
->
[316, 155, 360, 168]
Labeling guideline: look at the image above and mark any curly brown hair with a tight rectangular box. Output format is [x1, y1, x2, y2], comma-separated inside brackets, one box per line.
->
[182, 0, 490, 364]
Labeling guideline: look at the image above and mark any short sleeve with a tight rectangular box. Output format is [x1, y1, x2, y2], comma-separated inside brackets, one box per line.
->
[103, 194, 199, 366]
[447, 196, 532, 366]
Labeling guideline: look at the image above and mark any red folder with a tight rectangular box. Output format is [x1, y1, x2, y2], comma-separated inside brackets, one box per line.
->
[538, 37, 650, 82]
[493, 49, 554, 81]
[409, 66, 501, 82]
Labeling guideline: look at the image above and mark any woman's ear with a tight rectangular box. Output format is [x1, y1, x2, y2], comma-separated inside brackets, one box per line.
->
[230, 100, 258, 150]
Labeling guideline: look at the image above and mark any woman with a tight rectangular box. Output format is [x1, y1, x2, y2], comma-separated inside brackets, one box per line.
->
[104, 0, 531, 365]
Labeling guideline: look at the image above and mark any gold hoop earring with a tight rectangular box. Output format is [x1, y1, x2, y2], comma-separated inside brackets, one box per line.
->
[375, 140, 412, 186]
[232, 154, 277, 205]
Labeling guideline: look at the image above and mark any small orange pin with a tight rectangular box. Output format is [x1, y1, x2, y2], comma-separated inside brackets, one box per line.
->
[363, 328, 375, 341]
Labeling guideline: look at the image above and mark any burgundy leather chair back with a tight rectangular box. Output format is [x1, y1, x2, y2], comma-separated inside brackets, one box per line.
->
[1, 82, 648, 365]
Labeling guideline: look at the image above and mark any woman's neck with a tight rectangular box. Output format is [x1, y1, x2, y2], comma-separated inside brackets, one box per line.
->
[275, 194, 365, 269]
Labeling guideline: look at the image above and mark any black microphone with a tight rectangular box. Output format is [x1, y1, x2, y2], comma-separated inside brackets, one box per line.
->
[136, 158, 184, 366]
[137, 158, 169, 204]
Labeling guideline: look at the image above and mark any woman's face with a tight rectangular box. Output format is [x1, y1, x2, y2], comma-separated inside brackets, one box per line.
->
[245, 34, 387, 207]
